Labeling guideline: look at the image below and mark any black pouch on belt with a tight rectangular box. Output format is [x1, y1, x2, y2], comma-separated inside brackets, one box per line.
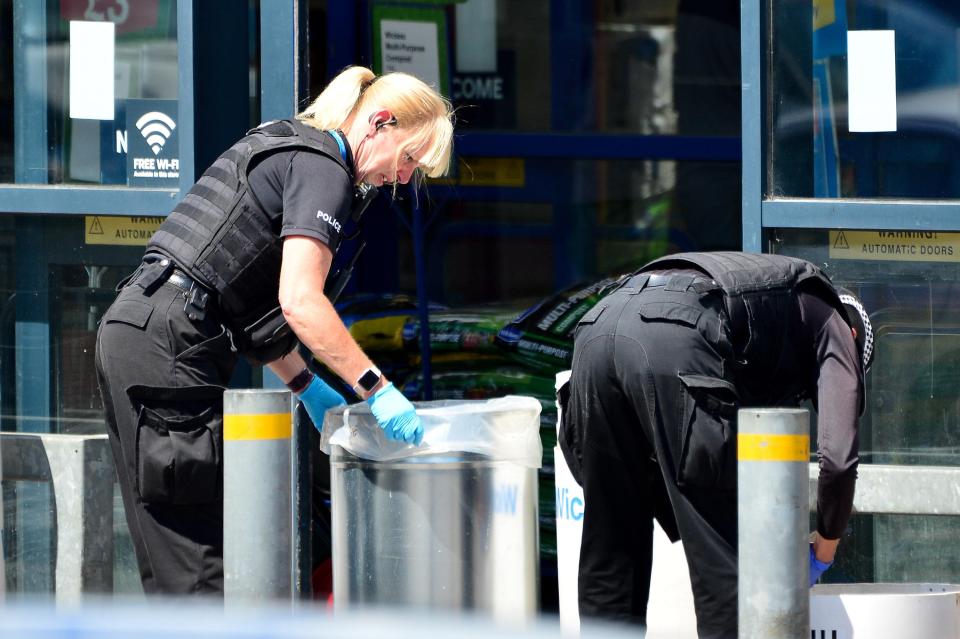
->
[136, 260, 174, 295]
[232, 305, 298, 365]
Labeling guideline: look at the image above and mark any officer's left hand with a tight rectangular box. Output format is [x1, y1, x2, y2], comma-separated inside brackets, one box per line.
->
[366, 382, 423, 445]
[809, 544, 833, 587]
[298, 374, 347, 433]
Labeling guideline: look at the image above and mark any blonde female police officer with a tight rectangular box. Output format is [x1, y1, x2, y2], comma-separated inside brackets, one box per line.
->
[95, 67, 454, 594]
[560, 251, 871, 638]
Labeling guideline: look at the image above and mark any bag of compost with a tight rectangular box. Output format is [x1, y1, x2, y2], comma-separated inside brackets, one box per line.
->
[334, 293, 446, 354]
[495, 275, 623, 373]
[402, 308, 519, 354]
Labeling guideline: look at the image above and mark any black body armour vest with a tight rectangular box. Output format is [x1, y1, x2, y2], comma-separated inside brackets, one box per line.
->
[147, 119, 350, 360]
[641, 252, 849, 406]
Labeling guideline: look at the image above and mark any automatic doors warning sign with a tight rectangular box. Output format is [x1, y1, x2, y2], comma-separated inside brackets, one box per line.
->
[829, 230, 960, 262]
[88, 217, 104, 236]
[85, 216, 164, 246]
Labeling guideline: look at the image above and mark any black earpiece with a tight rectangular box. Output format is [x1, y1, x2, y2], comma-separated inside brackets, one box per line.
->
[375, 116, 398, 131]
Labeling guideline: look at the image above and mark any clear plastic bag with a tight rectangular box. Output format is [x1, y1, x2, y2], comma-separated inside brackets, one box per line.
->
[319, 396, 543, 468]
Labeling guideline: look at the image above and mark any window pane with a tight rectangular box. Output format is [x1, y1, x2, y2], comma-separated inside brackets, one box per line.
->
[771, 227, 960, 466]
[815, 512, 960, 584]
[0, 2, 12, 182]
[450, 0, 740, 136]
[404, 159, 741, 306]
[769, 0, 960, 199]
[0, 214, 144, 597]
[779, 228, 960, 584]
[2, 0, 179, 187]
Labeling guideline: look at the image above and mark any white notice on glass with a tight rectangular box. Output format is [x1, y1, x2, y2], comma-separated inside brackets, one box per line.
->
[455, 0, 497, 73]
[69, 21, 115, 120]
[847, 30, 897, 132]
[380, 20, 441, 90]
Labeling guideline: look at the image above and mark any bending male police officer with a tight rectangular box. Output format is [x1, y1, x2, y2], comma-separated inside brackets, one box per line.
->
[95, 67, 454, 594]
[560, 251, 872, 638]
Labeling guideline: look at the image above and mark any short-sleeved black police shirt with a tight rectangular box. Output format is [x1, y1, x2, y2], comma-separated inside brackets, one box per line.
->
[247, 142, 354, 254]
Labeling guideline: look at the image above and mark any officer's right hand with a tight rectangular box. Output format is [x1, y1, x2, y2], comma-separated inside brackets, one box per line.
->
[366, 382, 423, 445]
[298, 374, 347, 433]
[809, 544, 833, 587]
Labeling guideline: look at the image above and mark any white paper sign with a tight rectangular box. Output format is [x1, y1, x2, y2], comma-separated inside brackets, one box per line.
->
[69, 21, 116, 120]
[847, 30, 897, 132]
[455, 0, 496, 73]
[380, 19, 441, 90]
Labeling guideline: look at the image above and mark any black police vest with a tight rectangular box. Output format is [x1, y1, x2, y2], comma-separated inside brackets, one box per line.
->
[641, 251, 849, 406]
[148, 119, 350, 323]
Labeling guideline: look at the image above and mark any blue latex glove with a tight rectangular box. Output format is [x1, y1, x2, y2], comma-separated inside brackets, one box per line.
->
[809, 544, 833, 587]
[367, 382, 423, 445]
[298, 374, 346, 433]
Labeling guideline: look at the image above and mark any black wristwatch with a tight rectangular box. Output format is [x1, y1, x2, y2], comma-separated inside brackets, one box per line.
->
[286, 368, 314, 394]
[353, 365, 382, 396]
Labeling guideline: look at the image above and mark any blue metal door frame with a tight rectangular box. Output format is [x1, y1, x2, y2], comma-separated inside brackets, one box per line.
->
[313, 0, 741, 279]
[258, 0, 748, 397]
[2, 0, 749, 408]
[4, 0, 204, 595]
[7, 0, 208, 441]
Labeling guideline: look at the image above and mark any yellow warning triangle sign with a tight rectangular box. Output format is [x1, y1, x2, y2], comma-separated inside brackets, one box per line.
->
[88, 217, 104, 235]
[833, 231, 849, 250]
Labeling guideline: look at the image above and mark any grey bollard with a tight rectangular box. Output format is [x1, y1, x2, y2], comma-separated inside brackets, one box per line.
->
[737, 408, 810, 639]
[42, 434, 114, 604]
[0, 433, 114, 603]
[223, 389, 293, 602]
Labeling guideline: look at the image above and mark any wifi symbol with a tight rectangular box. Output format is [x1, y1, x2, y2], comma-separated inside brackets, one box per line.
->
[136, 111, 177, 156]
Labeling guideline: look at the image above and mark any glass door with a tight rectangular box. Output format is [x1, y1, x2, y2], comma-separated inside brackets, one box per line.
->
[745, 0, 960, 583]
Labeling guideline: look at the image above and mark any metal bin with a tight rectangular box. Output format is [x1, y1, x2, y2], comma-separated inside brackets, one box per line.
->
[324, 397, 542, 623]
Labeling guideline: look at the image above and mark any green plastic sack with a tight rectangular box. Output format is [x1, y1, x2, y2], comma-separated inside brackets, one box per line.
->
[495, 276, 623, 373]
[402, 309, 518, 354]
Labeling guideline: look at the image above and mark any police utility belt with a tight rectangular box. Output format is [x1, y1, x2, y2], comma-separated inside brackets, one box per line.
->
[613, 272, 720, 295]
[128, 255, 214, 321]
[124, 255, 293, 364]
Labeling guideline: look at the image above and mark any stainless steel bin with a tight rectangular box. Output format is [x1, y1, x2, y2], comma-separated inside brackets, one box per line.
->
[324, 397, 542, 623]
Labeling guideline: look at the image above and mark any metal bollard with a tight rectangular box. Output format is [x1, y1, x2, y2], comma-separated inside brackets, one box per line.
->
[737, 408, 810, 639]
[223, 389, 293, 602]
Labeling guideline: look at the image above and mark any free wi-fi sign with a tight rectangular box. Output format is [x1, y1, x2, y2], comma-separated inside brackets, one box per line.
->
[137, 111, 176, 155]
[126, 99, 180, 187]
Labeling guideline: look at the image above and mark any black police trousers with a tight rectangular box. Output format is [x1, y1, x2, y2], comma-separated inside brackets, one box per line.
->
[562, 273, 739, 639]
[95, 259, 238, 594]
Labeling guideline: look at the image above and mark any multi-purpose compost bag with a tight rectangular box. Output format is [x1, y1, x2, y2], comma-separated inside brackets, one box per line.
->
[495, 276, 623, 373]
[402, 309, 519, 354]
[336, 293, 447, 353]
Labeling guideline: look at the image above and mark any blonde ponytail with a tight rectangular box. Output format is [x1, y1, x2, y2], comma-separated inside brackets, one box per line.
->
[298, 66, 454, 178]
[297, 66, 375, 130]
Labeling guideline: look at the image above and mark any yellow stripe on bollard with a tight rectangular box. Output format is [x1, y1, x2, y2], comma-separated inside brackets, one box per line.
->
[224, 413, 292, 441]
[737, 433, 809, 462]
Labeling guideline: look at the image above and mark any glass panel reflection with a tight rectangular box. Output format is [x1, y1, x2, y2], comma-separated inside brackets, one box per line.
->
[450, 0, 740, 136]
[770, 0, 960, 198]
[0, 215, 144, 597]
[2, 0, 179, 187]
[815, 511, 960, 584]
[772, 227, 960, 465]
[780, 228, 960, 584]
[416, 158, 741, 306]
